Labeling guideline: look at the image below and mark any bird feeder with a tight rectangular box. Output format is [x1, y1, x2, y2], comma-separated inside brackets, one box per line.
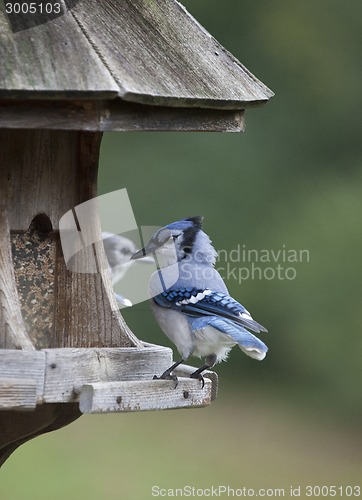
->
[0, 0, 273, 465]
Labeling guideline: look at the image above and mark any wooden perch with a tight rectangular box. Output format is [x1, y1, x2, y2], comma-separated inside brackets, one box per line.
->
[78, 378, 212, 414]
[0, 347, 218, 413]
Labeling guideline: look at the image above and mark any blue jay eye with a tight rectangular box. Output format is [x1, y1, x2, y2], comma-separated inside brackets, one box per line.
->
[172, 234, 179, 240]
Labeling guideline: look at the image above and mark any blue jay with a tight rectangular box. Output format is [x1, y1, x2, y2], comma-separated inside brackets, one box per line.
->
[102, 232, 153, 307]
[131, 216, 268, 386]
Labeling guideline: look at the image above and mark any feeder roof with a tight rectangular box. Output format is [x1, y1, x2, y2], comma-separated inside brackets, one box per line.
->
[0, 0, 273, 109]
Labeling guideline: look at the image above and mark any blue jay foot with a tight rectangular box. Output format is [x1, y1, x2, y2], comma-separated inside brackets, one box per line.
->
[153, 373, 179, 388]
[189, 371, 206, 389]
[189, 357, 216, 389]
[153, 359, 185, 389]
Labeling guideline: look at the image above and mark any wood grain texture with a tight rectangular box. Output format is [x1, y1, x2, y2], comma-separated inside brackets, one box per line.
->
[99, 101, 245, 132]
[71, 0, 273, 108]
[43, 345, 173, 402]
[174, 364, 218, 402]
[78, 378, 212, 413]
[0, 129, 140, 464]
[0, 129, 84, 231]
[0, 347, 217, 409]
[0, 0, 273, 108]
[0, 99, 245, 132]
[0, 100, 101, 130]
[0, 203, 34, 350]
[0, 378, 37, 410]
[0, 7, 118, 99]
[0, 129, 140, 349]
[0, 350, 45, 402]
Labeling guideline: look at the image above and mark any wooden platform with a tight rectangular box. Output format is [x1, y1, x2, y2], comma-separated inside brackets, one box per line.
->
[0, 345, 217, 413]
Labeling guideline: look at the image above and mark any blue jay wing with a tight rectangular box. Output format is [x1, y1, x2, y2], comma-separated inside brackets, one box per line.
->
[190, 316, 268, 361]
[153, 288, 267, 334]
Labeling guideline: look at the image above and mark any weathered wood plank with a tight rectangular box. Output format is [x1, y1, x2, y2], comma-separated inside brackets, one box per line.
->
[4, 0, 78, 33]
[0, 0, 273, 108]
[78, 378, 212, 413]
[0, 127, 141, 464]
[0, 204, 34, 350]
[0, 350, 45, 401]
[0, 129, 85, 231]
[43, 346, 174, 402]
[0, 378, 37, 410]
[0, 100, 100, 130]
[174, 364, 218, 402]
[71, 0, 273, 108]
[99, 101, 245, 132]
[0, 7, 119, 98]
[0, 129, 140, 349]
[0, 347, 218, 410]
[0, 100, 245, 132]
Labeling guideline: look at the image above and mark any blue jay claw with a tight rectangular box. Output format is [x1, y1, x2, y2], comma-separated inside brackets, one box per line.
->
[153, 359, 184, 389]
[153, 373, 178, 389]
[189, 371, 205, 389]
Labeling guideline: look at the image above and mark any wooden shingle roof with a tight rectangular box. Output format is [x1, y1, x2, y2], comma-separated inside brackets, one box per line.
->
[0, 0, 273, 109]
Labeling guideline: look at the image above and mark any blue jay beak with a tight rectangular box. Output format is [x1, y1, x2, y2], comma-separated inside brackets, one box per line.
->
[131, 241, 160, 260]
[134, 253, 154, 263]
[131, 229, 172, 260]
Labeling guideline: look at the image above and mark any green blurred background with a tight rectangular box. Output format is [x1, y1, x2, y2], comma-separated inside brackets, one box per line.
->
[2, 0, 362, 497]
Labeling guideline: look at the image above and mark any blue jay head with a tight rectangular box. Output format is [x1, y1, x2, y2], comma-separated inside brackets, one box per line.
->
[132, 216, 217, 266]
